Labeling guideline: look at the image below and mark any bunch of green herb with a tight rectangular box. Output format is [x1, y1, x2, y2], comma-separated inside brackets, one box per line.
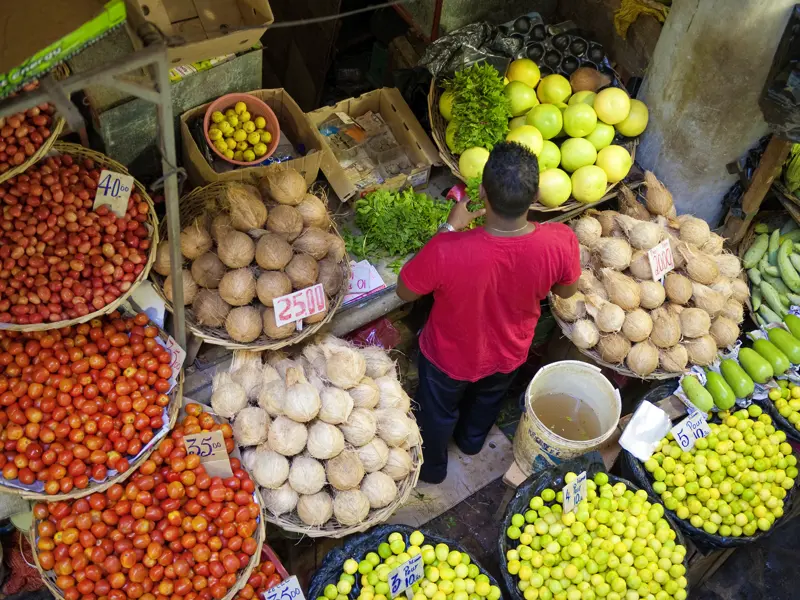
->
[343, 188, 452, 264]
[465, 176, 485, 228]
[443, 63, 511, 154]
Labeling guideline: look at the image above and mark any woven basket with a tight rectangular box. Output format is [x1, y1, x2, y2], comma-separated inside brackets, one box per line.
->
[30, 489, 265, 600]
[427, 78, 637, 212]
[263, 438, 422, 538]
[149, 181, 349, 351]
[0, 307, 183, 500]
[0, 141, 158, 331]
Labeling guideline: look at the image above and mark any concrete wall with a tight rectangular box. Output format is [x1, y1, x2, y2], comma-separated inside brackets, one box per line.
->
[637, 0, 795, 225]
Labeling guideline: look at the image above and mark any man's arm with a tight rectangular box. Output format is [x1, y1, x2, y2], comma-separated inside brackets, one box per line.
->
[551, 280, 578, 299]
[396, 277, 421, 302]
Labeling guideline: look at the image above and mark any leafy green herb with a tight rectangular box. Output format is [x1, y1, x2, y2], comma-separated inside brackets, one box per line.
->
[344, 188, 452, 262]
[443, 63, 511, 154]
[465, 176, 485, 228]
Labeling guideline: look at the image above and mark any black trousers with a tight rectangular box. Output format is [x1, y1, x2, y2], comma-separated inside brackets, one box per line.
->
[413, 352, 517, 483]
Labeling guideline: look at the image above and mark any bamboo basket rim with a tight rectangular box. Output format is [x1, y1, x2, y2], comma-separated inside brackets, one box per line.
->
[0, 117, 66, 185]
[149, 181, 350, 351]
[0, 141, 158, 332]
[30, 487, 265, 600]
[427, 78, 637, 213]
[263, 439, 423, 539]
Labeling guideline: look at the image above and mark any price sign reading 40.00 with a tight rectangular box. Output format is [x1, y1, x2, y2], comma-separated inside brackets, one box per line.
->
[263, 576, 305, 600]
[273, 283, 326, 329]
[93, 169, 135, 217]
[670, 411, 711, 452]
[183, 429, 233, 478]
[562, 471, 587, 514]
[388, 554, 424, 598]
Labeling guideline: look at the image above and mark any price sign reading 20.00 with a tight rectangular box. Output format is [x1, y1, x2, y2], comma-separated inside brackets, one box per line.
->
[273, 284, 326, 328]
[647, 239, 675, 282]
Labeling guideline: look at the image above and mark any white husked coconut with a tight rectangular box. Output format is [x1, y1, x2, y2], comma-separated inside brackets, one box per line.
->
[262, 482, 298, 516]
[360, 472, 397, 509]
[232, 406, 269, 446]
[251, 445, 289, 489]
[210, 372, 247, 418]
[333, 490, 371, 525]
[296, 491, 333, 526]
[288, 456, 326, 495]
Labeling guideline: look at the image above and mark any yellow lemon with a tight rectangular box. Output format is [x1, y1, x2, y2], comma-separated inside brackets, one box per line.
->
[226, 115, 239, 128]
[233, 129, 247, 142]
[223, 149, 234, 159]
[243, 149, 256, 162]
[213, 139, 227, 153]
[247, 132, 261, 145]
[236, 141, 248, 151]
[220, 122, 233, 136]
[225, 109, 236, 118]
[260, 131, 272, 144]
[243, 121, 256, 134]
[254, 116, 266, 129]
[211, 111, 225, 123]
[225, 138, 237, 150]
[233, 150, 244, 161]
[234, 101, 247, 114]
[239, 111, 251, 122]
[208, 128, 222, 141]
[254, 143, 268, 157]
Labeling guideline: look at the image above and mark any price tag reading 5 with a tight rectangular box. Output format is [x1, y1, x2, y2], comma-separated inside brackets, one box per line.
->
[183, 429, 233, 478]
[562, 471, 587, 514]
[273, 284, 326, 328]
[93, 170, 135, 217]
[388, 554, 424, 598]
[262, 576, 304, 600]
[671, 412, 711, 452]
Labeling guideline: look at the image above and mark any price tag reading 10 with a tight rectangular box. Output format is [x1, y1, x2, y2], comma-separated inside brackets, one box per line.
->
[562, 471, 587, 514]
[670, 411, 711, 452]
[262, 576, 304, 600]
[273, 283, 326, 328]
[388, 554, 424, 598]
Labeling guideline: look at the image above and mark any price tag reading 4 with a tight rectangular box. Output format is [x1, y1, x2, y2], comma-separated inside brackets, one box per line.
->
[648, 238, 675, 282]
[93, 170, 135, 217]
[183, 429, 233, 478]
[388, 554, 424, 598]
[562, 471, 587, 514]
[273, 283, 326, 328]
[263, 576, 305, 600]
[671, 411, 711, 452]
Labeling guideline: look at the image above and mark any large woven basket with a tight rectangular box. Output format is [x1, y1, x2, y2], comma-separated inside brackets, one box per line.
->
[428, 78, 637, 212]
[0, 141, 158, 331]
[263, 437, 422, 538]
[150, 181, 349, 351]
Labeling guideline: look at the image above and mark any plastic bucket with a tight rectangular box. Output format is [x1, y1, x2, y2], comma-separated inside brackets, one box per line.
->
[512, 360, 621, 476]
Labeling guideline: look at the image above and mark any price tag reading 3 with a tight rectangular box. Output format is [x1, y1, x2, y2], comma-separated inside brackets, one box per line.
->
[183, 429, 233, 478]
[648, 238, 675, 282]
[562, 471, 587, 514]
[388, 554, 424, 598]
[262, 576, 305, 600]
[93, 170, 135, 217]
[671, 412, 711, 452]
[273, 284, 326, 328]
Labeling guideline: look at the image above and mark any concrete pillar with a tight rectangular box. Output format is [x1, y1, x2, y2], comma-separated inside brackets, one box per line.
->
[636, 0, 795, 225]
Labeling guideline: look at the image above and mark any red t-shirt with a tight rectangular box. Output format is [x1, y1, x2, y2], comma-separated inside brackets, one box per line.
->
[400, 223, 581, 382]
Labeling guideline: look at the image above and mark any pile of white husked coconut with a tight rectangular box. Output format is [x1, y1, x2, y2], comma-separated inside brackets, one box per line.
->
[556, 172, 749, 377]
[211, 335, 421, 529]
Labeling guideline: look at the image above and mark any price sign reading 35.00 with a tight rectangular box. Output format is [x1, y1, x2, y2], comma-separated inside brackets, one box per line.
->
[273, 283, 326, 328]
[671, 411, 711, 452]
[562, 471, 587, 514]
[93, 169, 135, 217]
[263, 576, 305, 600]
[183, 429, 232, 478]
[388, 554, 424, 598]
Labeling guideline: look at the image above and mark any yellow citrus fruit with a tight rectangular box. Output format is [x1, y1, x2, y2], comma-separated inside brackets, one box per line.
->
[208, 128, 222, 141]
[213, 139, 227, 153]
[226, 115, 239, 128]
[254, 116, 266, 129]
[224, 109, 236, 118]
[234, 101, 247, 114]
[254, 143, 268, 157]
[260, 131, 272, 144]
[594, 87, 632, 125]
[211, 111, 225, 123]
[225, 138, 237, 150]
[236, 141, 248, 151]
[233, 150, 243, 161]
[243, 121, 256, 134]
[233, 130, 247, 142]
[247, 132, 261, 145]
[223, 149, 234, 159]
[243, 149, 256, 162]
[239, 111, 251, 123]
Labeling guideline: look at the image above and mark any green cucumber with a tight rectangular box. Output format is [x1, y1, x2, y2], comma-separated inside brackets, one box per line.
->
[760, 305, 783, 324]
[769, 229, 782, 265]
[720, 359, 755, 399]
[778, 240, 800, 293]
[748, 268, 762, 286]
[705, 371, 737, 410]
[681, 375, 714, 412]
[791, 253, 800, 274]
[762, 274, 791, 295]
[754, 224, 770, 234]
[760, 281, 788, 317]
[760, 254, 779, 276]
[767, 327, 800, 363]
[784, 314, 800, 339]
[781, 220, 798, 235]
[738, 347, 774, 383]
[743, 233, 769, 269]
[752, 287, 762, 312]
[752, 339, 790, 376]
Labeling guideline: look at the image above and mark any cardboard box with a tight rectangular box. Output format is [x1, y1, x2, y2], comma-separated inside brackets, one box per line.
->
[306, 88, 442, 202]
[126, 0, 273, 66]
[180, 88, 323, 186]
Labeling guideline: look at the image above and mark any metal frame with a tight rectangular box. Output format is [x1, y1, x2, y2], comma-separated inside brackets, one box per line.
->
[393, 0, 443, 42]
[0, 44, 186, 348]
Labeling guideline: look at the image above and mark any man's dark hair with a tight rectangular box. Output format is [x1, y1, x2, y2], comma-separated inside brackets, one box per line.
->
[482, 141, 539, 218]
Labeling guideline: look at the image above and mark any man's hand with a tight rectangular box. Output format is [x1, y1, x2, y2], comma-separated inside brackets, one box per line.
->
[446, 198, 486, 231]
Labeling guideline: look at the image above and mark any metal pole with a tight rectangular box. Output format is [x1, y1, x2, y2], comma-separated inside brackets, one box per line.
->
[151, 51, 187, 349]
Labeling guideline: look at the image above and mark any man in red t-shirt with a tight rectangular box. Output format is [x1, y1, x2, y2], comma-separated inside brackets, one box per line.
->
[397, 142, 581, 483]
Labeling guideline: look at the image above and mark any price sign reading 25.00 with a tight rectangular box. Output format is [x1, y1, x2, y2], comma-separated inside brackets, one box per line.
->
[273, 284, 326, 328]
[263, 576, 305, 600]
[388, 554, 423, 598]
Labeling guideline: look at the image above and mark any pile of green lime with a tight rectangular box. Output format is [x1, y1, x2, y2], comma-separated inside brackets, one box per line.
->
[645, 405, 796, 537]
[505, 472, 689, 600]
[318, 530, 501, 600]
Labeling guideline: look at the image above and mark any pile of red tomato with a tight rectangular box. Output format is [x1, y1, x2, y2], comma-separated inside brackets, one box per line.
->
[0, 81, 57, 174]
[0, 311, 175, 494]
[0, 153, 152, 325]
[34, 403, 261, 600]
[234, 558, 283, 600]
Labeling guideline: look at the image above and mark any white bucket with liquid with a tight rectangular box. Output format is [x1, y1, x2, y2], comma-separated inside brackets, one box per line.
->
[513, 360, 621, 477]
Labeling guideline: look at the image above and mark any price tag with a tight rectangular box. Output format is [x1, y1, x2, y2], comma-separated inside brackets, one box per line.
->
[648, 238, 675, 281]
[670, 411, 712, 452]
[273, 284, 326, 328]
[183, 430, 233, 478]
[348, 262, 372, 294]
[262, 576, 305, 600]
[93, 170, 135, 217]
[562, 471, 587, 514]
[388, 554, 424, 598]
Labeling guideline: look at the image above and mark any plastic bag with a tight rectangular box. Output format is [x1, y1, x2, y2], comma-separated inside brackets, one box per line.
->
[308, 524, 501, 599]
[498, 452, 689, 600]
[348, 317, 401, 349]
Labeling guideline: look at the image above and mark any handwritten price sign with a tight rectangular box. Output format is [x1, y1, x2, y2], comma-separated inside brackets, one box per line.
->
[671, 412, 711, 452]
[273, 284, 326, 328]
[263, 576, 304, 600]
[93, 170, 135, 217]
[648, 239, 675, 282]
[183, 429, 232, 478]
[388, 554, 423, 598]
[562, 471, 587, 514]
